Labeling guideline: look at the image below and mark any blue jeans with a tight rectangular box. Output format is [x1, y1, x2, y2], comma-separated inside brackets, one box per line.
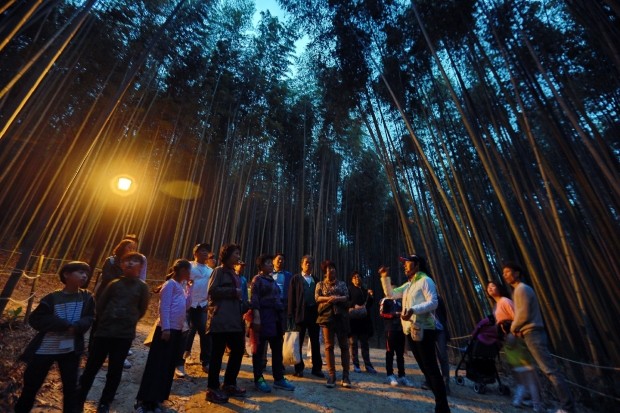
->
[523, 328, 574, 411]
[185, 306, 211, 366]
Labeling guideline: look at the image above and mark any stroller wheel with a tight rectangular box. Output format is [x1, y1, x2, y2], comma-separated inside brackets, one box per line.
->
[474, 383, 486, 394]
[455, 376, 464, 386]
[498, 384, 510, 396]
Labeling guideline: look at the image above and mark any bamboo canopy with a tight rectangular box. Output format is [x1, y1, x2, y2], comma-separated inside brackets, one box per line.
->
[0, 0, 618, 404]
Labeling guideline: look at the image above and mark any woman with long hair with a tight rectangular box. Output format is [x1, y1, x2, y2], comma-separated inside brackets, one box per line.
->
[135, 260, 191, 413]
[487, 280, 542, 412]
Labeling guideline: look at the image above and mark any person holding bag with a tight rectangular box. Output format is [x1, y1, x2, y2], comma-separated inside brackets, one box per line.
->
[348, 271, 377, 374]
[379, 255, 450, 413]
[316, 260, 351, 388]
[250, 254, 296, 393]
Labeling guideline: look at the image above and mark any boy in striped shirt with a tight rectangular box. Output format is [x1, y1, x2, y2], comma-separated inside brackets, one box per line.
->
[15, 261, 95, 413]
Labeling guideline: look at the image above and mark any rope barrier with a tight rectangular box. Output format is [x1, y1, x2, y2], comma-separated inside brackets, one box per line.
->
[551, 353, 620, 372]
[449, 334, 472, 341]
[0, 292, 36, 304]
[564, 378, 620, 402]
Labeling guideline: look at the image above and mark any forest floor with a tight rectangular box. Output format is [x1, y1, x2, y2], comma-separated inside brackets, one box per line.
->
[1, 317, 598, 413]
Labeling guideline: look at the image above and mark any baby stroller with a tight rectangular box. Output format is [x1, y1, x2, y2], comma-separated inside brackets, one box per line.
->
[454, 315, 510, 395]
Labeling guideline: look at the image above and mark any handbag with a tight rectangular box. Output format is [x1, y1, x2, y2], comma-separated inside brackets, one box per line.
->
[348, 289, 369, 319]
[348, 304, 367, 319]
[410, 321, 424, 342]
[143, 318, 159, 347]
[283, 330, 302, 365]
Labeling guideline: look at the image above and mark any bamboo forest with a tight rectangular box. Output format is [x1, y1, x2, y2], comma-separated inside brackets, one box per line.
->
[0, 0, 618, 409]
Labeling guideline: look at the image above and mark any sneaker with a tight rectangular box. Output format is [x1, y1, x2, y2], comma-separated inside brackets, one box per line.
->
[387, 374, 399, 386]
[127, 349, 134, 356]
[366, 366, 377, 374]
[175, 366, 186, 378]
[222, 384, 246, 397]
[341, 377, 352, 388]
[326, 375, 336, 388]
[353, 365, 362, 373]
[255, 377, 271, 393]
[123, 359, 132, 369]
[206, 388, 229, 404]
[398, 376, 415, 387]
[97, 403, 110, 413]
[421, 381, 430, 390]
[273, 378, 295, 391]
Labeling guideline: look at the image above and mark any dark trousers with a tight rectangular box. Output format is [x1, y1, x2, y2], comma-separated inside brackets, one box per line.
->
[137, 327, 183, 404]
[207, 331, 245, 390]
[408, 330, 450, 413]
[185, 306, 211, 366]
[252, 334, 284, 382]
[78, 336, 132, 405]
[15, 352, 79, 413]
[295, 306, 322, 374]
[385, 328, 406, 377]
[350, 333, 372, 368]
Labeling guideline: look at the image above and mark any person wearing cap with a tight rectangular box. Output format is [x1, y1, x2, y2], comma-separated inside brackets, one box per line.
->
[15, 261, 95, 413]
[379, 255, 450, 413]
[181, 243, 214, 375]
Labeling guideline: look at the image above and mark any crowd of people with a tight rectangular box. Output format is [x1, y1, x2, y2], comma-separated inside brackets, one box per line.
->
[12, 238, 574, 413]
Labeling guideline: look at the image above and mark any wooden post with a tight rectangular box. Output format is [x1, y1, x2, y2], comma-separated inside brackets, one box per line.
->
[24, 254, 44, 323]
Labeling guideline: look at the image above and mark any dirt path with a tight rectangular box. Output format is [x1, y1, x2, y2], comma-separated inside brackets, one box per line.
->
[26, 321, 589, 413]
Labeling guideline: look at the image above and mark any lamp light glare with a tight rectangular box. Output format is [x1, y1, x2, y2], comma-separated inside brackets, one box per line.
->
[117, 177, 132, 191]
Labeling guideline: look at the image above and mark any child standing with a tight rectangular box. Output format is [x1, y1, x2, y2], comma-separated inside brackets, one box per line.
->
[250, 254, 295, 393]
[135, 259, 192, 412]
[77, 252, 150, 413]
[15, 261, 94, 413]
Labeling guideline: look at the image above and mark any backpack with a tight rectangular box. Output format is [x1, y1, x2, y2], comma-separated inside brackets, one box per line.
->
[379, 297, 402, 319]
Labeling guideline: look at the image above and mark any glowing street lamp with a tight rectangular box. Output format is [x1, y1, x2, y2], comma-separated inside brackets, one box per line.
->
[117, 176, 133, 191]
[110, 174, 136, 196]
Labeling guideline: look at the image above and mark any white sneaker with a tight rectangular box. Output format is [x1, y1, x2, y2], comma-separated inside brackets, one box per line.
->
[123, 359, 132, 369]
[175, 366, 186, 378]
[127, 349, 134, 356]
[398, 376, 415, 387]
[387, 374, 399, 386]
